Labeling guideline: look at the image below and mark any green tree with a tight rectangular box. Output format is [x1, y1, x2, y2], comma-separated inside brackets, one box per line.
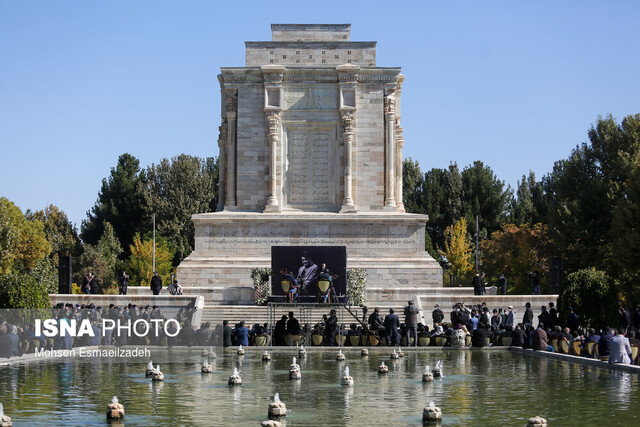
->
[0, 197, 24, 273]
[72, 244, 112, 294]
[545, 114, 640, 277]
[26, 204, 82, 266]
[610, 151, 640, 303]
[81, 153, 146, 257]
[127, 233, 174, 287]
[557, 269, 618, 329]
[0, 271, 50, 309]
[0, 197, 51, 273]
[461, 161, 511, 237]
[402, 158, 425, 214]
[139, 154, 218, 263]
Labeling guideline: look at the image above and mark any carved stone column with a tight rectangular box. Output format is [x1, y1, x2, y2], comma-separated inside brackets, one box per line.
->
[337, 64, 359, 213]
[216, 119, 227, 211]
[261, 65, 285, 213]
[395, 76, 405, 212]
[264, 111, 281, 212]
[340, 111, 356, 212]
[384, 90, 397, 208]
[224, 89, 238, 209]
[395, 123, 405, 212]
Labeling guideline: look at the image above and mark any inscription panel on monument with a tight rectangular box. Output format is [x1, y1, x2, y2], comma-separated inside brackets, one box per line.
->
[286, 127, 336, 206]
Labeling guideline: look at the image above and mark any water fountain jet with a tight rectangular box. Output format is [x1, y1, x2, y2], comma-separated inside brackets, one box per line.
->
[228, 367, 242, 385]
[289, 356, 301, 379]
[378, 362, 389, 374]
[340, 366, 354, 386]
[433, 360, 443, 378]
[336, 349, 345, 361]
[145, 360, 155, 377]
[422, 365, 434, 383]
[237, 345, 245, 356]
[152, 364, 164, 381]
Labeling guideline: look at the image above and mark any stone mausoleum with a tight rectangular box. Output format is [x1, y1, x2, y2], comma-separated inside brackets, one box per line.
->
[177, 24, 442, 303]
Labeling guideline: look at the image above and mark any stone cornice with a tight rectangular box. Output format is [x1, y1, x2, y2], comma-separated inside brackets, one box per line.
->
[220, 67, 401, 84]
[246, 41, 376, 49]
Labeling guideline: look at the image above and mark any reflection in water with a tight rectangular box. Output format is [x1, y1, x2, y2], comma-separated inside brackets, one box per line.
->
[0, 349, 638, 426]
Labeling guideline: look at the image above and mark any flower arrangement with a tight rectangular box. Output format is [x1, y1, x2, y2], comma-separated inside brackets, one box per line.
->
[251, 267, 272, 305]
[346, 268, 367, 307]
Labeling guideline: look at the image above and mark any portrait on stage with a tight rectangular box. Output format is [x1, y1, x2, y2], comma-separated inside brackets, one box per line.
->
[271, 246, 347, 302]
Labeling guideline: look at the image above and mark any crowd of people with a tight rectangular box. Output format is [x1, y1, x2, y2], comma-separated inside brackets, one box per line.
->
[0, 302, 198, 357]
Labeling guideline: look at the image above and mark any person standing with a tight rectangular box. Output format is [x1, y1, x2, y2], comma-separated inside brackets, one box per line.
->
[81, 272, 93, 295]
[235, 321, 249, 347]
[432, 304, 444, 329]
[498, 273, 507, 295]
[384, 308, 400, 346]
[89, 273, 99, 295]
[222, 320, 233, 347]
[566, 306, 579, 334]
[472, 273, 482, 296]
[404, 300, 418, 347]
[119, 271, 129, 295]
[523, 302, 533, 327]
[324, 309, 338, 346]
[506, 306, 516, 329]
[150, 271, 163, 295]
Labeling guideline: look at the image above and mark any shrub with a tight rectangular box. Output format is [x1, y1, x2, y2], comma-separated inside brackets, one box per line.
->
[0, 272, 50, 309]
[558, 268, 618, 329]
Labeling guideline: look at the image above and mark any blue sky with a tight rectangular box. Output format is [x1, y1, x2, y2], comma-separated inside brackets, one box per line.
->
[1, 1, 639, 228]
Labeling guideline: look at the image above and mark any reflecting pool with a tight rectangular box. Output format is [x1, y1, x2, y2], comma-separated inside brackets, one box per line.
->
[0, 348, 638, 426]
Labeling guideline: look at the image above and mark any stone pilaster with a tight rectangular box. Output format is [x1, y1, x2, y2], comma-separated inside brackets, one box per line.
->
[384, 89, 396, 209]
[224, 89, 238, 209]
[261, 65, 285, 213]
[216, 119, 227, 211]
[337, 64, 359, 213]
[395, 75, 405, 212]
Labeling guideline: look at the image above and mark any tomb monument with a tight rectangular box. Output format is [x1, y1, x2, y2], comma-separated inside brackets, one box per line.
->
[177, 24, 442, 302]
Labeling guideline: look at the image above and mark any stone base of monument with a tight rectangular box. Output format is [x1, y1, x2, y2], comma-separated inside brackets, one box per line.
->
[378, 363, 389, 374]
[177, 212, 442, 296]
[262, 352, 272, 361]
[0, 415, 12, 427]
[261, 421, 281, 427]
[361, 348, 369, 356]
[151, 372, 164, 382]
[422, 373, 434, 383]
[201, 363, 213, 373]
[228, 375, 242, 385]
[289, 368, 301, 380]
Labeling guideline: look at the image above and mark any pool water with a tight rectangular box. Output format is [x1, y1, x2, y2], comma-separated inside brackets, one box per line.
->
[0, 348, 638, 426]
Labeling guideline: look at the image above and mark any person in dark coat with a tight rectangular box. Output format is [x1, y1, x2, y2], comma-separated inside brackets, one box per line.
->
[511, 324, 527, 347]
[404, 301, 418, 346]
[531, 323, 553, 352]
[89, 274, 99, 294]
[384, 308, 400, 346]
[432, 304, 444, 328]
[548, 302, 559, 328]
[150, 271, 163, 295]
[598, 328, 614, 357]
[324, 309, 338, 346]
[274, 315, 288, 346]
[222, 320, 233, 347]
[119, 271, 129, 295]
[471, 323, 491, 347]
[498, 273, 507, 295]
[619, 307, 631, 332]
[179, 320, 195, 347]
[368, 308, 385, 337]
[287, 312, 301, 336]
[566, 306, 579, 333]
[523, 302, 534, 326]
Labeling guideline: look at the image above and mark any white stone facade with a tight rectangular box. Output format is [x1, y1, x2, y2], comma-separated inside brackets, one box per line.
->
[178, 24, 442, 299]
